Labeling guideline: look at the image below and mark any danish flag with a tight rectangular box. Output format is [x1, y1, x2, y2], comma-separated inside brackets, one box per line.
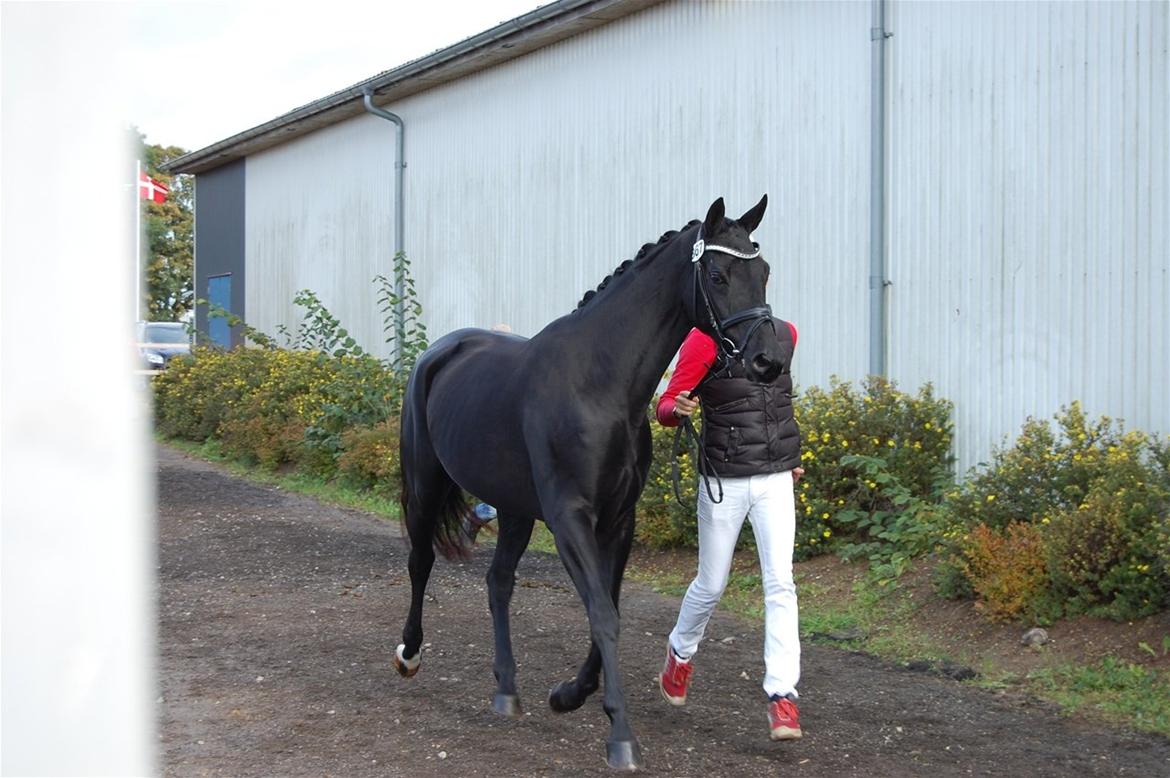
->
[139, 170, 168, 203]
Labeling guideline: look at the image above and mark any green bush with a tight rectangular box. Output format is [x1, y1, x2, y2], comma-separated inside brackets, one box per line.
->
[960, 521, 1054, 622]
[155, 263, 428, 497]
[1045, 472, 1170, 621]
[635, 376, 955, 560]
[940, 404, 1170, 622]
[216, 349, 339, 469]
[303, 354, 401, 478]
[336, 417, 401, 497]
[793, 376, 953, 558]
[834, 454, 953, 582]
[947, 402, 1126, 531]
[153, 346, 272, 440]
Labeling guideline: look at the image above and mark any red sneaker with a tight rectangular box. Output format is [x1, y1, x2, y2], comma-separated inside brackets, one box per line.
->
[658, 645, 694, 706]
[768, 696, 802, 740]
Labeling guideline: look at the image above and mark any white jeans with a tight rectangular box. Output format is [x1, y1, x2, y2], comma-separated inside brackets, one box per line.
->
[668, 470, 800, 699]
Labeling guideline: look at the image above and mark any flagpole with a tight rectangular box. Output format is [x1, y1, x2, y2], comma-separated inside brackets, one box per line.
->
[135, 158, 141, 322]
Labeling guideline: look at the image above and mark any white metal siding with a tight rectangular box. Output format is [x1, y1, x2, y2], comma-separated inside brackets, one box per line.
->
[246, 119, 394, 355]
[245, 0, 872, 379]
[239, 0, 1168, 474]
[886, 0, 1169, 472]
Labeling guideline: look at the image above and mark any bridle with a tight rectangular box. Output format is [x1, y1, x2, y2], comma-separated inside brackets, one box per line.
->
[674, 224, 776, 506]
[690, 225, 775, 376]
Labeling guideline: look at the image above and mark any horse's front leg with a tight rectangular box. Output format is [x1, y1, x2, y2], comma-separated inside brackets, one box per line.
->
[487, 514, 535, 717]
[548, 509, 641, 771]
[549, 511, 635, 715]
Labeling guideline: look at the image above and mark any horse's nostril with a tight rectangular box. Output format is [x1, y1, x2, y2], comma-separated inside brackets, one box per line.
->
[750, 354, 781, 383]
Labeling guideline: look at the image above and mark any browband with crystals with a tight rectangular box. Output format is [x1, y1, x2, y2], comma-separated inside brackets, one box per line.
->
[692, 226, 762, 262]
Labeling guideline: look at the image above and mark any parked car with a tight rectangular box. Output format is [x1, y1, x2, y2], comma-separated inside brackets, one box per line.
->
[136, 321, 191, 372]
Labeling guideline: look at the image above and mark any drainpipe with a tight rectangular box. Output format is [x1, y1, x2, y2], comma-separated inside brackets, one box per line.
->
[869, 0, 891, 377]
[362, 89, 406, 368]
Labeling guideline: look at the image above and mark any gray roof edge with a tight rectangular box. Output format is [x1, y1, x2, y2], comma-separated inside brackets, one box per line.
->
[165, 0, 659, 174]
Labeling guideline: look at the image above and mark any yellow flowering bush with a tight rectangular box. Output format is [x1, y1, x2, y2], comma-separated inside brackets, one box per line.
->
[947, 402, 1119, 531]
[153, 346, 273, 440]
[635, 375, 955, 558]
[792, 376, 954, 559]
[154, 344, 400, 476]
[939, 404, 1170, 621]
[302, 353, 401, 477]
[215, 349, 339, 469]
[336, 417, 402, 497]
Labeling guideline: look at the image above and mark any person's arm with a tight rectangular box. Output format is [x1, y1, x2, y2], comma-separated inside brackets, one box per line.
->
[656, 330, 717, 426]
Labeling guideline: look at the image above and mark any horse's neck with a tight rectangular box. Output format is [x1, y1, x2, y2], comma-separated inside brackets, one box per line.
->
[567, 252, 693, 410]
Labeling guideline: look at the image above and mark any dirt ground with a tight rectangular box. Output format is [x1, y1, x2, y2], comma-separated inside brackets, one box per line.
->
[157, 445, 1170, 777]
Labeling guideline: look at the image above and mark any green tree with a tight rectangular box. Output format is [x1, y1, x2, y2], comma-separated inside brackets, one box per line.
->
[138, 134, 194, 321]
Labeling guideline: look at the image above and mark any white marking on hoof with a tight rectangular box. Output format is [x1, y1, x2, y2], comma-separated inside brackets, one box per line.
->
[395, 644, 421, 677]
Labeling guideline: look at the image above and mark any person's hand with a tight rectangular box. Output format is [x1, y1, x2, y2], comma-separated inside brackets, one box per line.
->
[792, 466, 805, 483]
[673, 390, 699, 419]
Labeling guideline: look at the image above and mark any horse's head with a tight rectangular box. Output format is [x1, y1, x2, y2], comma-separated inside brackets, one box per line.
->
[686, 195, 784, 384]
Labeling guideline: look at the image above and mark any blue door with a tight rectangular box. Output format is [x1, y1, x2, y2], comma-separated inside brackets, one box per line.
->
[208, 274, 232, 348]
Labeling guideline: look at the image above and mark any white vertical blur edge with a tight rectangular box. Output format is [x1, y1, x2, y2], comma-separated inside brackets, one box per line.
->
[1, 4, 156, 776]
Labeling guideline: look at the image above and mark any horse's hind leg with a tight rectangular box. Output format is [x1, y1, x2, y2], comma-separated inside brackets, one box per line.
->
[395, 510, 437, 677]
[548, 510, 635, 714]
[487, 514, 535, 717]
[395, 436, 455, 678]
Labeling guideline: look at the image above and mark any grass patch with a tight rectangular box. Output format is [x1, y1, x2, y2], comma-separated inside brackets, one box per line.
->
[1027, 658, 1170, 737]
[161, 435, 559, 554]
[798, 575, 949, 660]
[526, 522, 558, 555]
[161, 436, 402, 520]
[624, 563, 688, 598]
[798, 601, 861, 639]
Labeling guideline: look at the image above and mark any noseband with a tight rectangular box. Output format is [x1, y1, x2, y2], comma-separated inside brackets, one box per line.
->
[690, 227, 775, 373]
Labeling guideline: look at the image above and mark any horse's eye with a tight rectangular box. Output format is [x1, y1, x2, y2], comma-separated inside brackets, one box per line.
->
[709, 271, 727, 286]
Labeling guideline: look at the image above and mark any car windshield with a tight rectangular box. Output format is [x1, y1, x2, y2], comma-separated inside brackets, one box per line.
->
[143, 324, 189, 344]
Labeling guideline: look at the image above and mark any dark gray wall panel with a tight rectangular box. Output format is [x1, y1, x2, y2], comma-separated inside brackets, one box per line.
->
[194, 160, 246, 347]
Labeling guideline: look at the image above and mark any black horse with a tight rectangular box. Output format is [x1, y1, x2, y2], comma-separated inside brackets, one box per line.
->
[394, 196, 782, 770]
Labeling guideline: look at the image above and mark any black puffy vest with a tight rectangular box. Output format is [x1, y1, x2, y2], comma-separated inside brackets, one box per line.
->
[699, 319, 801, 477]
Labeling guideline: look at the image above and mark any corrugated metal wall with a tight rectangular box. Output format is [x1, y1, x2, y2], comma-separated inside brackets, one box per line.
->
[241, 0, 1167, 474]
[245, 0, 872, 385]
[886, 0, 1169, 471]
[246, 119, 394, 354]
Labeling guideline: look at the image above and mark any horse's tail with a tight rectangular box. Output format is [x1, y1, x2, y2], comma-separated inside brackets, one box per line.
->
[432, 483, 474, 562]
[398, 348, 474, 562]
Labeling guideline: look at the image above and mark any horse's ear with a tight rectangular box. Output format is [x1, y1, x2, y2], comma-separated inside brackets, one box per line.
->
[738, 194, 768, 234]
[703, 197, 726, 236]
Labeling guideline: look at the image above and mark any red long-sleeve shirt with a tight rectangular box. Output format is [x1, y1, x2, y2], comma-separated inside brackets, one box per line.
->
[655, 324, 798, 427]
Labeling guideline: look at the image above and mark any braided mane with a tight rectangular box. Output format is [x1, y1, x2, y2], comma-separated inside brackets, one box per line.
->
[575, 220, 701, 310]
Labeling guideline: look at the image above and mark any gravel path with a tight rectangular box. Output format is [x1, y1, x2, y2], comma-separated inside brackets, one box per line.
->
[157, 444, 1170, 776]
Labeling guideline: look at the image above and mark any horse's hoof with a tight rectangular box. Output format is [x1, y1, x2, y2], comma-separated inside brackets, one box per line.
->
[492, 693, 523, 718]
[547, 681, 586, 714]
[606, 739, 642, 771]
[394, 643, 421, 678]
